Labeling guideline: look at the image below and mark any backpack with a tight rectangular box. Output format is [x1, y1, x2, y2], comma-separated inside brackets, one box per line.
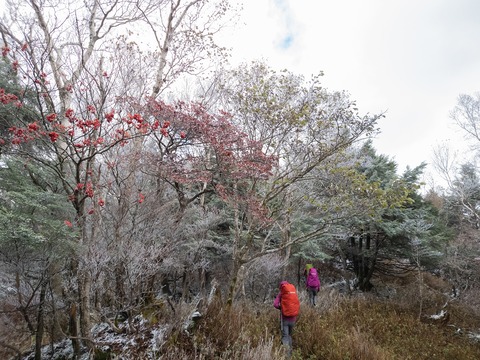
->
[306, 268, 321, 289]
[280, 282, 300, 317]
[305, 263, 313, 275]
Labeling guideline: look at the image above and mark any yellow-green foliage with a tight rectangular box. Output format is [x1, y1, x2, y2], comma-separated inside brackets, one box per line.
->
[140, 300, 167, 325]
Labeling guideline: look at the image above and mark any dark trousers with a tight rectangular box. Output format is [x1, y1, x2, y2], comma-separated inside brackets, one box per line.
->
[280, 315, 295, 349]
[307, 287, 318, 306]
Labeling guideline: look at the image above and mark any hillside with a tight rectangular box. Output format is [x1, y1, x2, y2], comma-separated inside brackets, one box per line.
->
[8, 269, 480, 360]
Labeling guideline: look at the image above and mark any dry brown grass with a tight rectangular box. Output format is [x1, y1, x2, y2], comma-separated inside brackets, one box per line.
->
[159, 283, 480, 360]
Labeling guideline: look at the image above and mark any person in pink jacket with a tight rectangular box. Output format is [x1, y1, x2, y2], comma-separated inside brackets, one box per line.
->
[305, 266, 320, 306]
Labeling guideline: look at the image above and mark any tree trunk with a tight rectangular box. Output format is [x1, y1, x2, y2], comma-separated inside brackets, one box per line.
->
[227, 259, 243, 306]
[281, 244, 291, 279]
[296, 258, 303, 286]
[181, 268, 190, 302]
[69, 303, 80, 357]
[337, 242, 353, 295]
[115, 262, 125, 307]
[34, 279, 47, 360]
[199, 268, 208, 298]
[16, 272, 34, 333]
[358, 232, 365, 287]
[281, 202, 292, 279]
[78, 269, 93, 349]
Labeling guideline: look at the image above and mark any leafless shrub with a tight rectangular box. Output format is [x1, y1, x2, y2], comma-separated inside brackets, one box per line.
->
[243, 253, 285, 302]
[314, 287, 343, 314]
[345, 325, 390, 360]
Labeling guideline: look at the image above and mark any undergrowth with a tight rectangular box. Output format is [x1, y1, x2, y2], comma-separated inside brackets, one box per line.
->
[160, 290, 480, 360]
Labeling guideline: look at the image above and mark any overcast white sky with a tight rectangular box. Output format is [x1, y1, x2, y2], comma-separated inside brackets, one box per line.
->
[1, 0, 479, 181]
[220, 0, 480, 180]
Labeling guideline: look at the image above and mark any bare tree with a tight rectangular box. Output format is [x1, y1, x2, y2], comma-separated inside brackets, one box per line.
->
[0, 0, 235, 354]
[430, 92, 480, 305]
[451, 93, 480, 145]
[208, 62, 391, 303]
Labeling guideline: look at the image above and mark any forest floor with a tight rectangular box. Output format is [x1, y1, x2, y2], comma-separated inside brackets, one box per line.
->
[4, 270, 480, 360]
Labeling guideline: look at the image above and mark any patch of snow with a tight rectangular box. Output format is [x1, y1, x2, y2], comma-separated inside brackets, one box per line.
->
[429, 309, 447, 320]
[0, 285, 16, 295]
[183, 310, 202, 334]
[150, 325, 169, 352]
[467, 331, 480, 342]
[91, 322, 110, 337]
[22, 339, 86, 360]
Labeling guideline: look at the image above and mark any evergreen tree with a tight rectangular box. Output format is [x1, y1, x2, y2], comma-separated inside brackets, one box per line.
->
[0, 159, 76, 358]
[344, 143, 449, 290]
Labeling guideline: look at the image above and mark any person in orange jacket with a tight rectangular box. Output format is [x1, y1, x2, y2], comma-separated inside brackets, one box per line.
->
[273, 281, 299, 355]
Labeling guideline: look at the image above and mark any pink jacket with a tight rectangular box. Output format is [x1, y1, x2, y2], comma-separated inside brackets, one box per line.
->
[305, 268, 320, 291]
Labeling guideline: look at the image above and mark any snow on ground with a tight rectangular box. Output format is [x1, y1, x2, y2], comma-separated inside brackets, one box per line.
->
[21, 315, 171, 360]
